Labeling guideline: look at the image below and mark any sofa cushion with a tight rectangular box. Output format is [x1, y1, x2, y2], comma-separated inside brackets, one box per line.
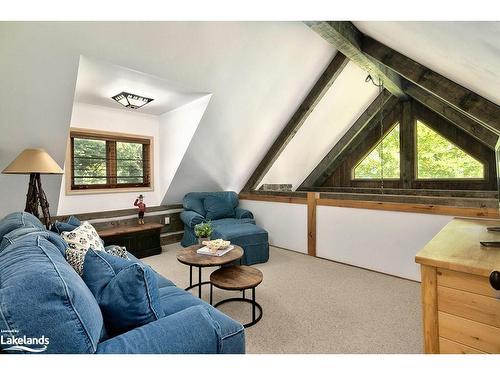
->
[0, 212, 44, 239]
[0, 233, 103, 353]
[211, 218, 256, 227]
[82, 249, 165, 335]
[203, 196, 235, 221]
[0, 226, 68, 256]
[211, 223, 268, 246]
[183, 191, 239, 217]
[51, 215, 81, 234]
[158, 287, 245, 352]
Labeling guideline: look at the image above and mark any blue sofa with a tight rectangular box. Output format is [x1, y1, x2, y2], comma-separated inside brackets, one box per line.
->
[180, 191, 269, 265]
[0, 212, 245, 354]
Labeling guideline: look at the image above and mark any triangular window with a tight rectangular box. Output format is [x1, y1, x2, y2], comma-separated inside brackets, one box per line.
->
[353, 123, 400, 179]
[416, 120, 484, 179]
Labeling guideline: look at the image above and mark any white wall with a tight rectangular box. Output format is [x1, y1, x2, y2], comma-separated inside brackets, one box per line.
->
[260, 62, 379, 190]
[56, 102, 161, 215]
[0, 22, 335, 217]
[239, 200, 307, 254]
[159, 95, 212, 204]
[316, 206, 453, 281]
[239, 199, 451, 280]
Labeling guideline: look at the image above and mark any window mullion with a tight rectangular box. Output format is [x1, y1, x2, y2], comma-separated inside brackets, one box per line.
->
[107, 141, 117, 186]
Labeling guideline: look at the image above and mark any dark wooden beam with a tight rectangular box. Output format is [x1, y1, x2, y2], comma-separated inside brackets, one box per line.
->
[405, 83, 498, 149]
[241, 52, 349, 192]
[299, 90, 395, 189]
[304, 21, 407, 99]
[362, 35, 500, 135]
[400, 101, 415, 189]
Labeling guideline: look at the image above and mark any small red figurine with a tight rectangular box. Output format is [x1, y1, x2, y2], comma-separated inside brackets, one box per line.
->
[134, 194, 146, 225]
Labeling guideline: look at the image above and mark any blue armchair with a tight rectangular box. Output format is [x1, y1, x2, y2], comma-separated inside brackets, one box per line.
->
[180, 191, 269, 265]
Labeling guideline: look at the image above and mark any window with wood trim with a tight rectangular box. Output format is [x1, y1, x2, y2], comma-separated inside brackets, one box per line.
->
[353, 123, 400, 179]
[70, 130, 152, 190]
[416, 120, 485, 180]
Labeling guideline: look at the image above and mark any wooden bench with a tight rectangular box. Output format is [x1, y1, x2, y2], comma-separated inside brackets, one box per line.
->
[98, 223, 164, 259]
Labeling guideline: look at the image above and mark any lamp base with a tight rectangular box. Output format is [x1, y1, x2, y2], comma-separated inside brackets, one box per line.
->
[25, 173, 52, 229]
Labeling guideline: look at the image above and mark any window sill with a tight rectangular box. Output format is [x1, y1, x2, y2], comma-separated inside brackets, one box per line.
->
[65, 186, 154, 196]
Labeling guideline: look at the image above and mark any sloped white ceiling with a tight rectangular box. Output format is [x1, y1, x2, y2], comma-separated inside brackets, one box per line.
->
[74, 56, 208, 115]
[354, 21, 500, 106]
[0, 22, 334, 215]
[259, 61, 379, 190]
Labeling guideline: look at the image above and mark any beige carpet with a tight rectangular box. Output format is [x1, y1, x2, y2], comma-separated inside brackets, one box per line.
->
[143, 244, 423, 354]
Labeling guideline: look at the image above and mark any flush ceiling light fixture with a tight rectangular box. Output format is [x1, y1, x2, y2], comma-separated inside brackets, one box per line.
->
[112, 92, 154, 109]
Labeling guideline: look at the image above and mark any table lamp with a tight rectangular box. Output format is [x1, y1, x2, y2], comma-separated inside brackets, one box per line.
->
[2, 148, 63, 228]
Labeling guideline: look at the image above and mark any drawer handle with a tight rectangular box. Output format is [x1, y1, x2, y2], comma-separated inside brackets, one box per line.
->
[490, 271, 500, 290]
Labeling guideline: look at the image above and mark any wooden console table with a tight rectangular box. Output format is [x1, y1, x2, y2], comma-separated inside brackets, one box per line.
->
[415, 218, 500, 354]
[98, 223, 164, 258]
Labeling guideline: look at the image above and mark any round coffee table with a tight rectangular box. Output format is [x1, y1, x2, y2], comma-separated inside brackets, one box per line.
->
[176, 244, 244, 299]
[210, 265, 263, 328]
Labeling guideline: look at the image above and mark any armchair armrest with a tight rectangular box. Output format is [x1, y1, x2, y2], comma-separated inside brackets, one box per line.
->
[97, 306, 221, 354]
[180, 210, 205, 228]
[234, 207, 254, 220]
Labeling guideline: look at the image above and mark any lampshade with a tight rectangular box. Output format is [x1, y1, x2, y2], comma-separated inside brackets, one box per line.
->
[2, 148, 63, 174]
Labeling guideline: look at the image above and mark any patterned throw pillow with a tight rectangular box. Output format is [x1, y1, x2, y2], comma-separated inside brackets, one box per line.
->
[62, 222, 130, 276]
[66, 248, 87, 276]
[61, 221, 104, 252]
[104, 245, 130, 260]
[62, 222, 104, 276]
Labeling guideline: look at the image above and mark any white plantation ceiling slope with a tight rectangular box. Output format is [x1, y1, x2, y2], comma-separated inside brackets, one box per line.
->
[354, 21, 500, 106]
[259, 62, 379, 190]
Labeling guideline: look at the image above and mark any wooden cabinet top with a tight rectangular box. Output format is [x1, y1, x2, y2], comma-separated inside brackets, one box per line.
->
[415, 218, 500, 277]
[98, 223, 164, 237]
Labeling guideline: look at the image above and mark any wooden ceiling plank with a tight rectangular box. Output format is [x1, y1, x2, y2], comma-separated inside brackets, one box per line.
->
[304, 21, 407, 99]
[405, 83, 498, 149]
[362, 35, 500, 134]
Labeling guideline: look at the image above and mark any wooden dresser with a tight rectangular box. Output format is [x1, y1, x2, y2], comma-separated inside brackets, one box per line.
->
[415, 218, 500, 354]
[98, 223, 164, 259]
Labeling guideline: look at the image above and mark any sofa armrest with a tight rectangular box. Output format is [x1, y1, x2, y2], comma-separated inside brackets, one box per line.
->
[234, 207, 254, 220]
[97, 305, 222, 354]
[180, 210, 205, 228]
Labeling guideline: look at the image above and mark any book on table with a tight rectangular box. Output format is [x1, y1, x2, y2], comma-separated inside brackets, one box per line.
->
[196, 245, 234, 257]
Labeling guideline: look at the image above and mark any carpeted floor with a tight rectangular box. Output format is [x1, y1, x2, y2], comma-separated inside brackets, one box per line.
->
[142, 244, 423, 354]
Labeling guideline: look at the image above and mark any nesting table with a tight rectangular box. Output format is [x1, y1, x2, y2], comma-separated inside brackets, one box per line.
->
[176, 244, 244, 298]
[210, 265, 263, 328]
[176, 244, 263, 327]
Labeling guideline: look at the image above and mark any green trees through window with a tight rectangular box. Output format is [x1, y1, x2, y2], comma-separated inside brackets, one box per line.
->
[353, 123, 400, 179]
[416, 121, 484, 179]
[71, 132, 151, 189]
[73, 138, 107, 185]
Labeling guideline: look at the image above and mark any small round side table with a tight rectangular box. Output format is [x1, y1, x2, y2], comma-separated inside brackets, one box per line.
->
[176, 244, 244, 299]
[210, 265, 263, 328]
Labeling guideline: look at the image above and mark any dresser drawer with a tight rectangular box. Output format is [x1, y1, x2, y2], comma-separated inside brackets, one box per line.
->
[438, 285, 500, 328]
[437, 268, 500, 298]
[439, 337, 486, 354]
[439, 312, 500, 353]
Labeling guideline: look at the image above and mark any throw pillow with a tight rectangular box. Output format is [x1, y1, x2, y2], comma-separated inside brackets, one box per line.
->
[66, 245, 129, 276]
[61, 221, 104, 252]
[203, 196, 235, 220]
[62, 221, 105, 276]
[82, 249, 164, 335]
[50, 216, 81, 235]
